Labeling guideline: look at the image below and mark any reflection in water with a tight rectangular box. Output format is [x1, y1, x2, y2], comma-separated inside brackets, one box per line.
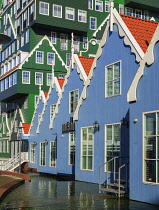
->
[0, 173, 159, 209]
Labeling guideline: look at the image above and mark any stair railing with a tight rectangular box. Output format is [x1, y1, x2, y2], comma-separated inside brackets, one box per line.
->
[118, 162, 129, 197]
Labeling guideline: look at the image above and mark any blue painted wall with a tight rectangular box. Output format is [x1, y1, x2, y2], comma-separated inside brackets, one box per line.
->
[75, 24, 138, 184]
[129, 41, 159, 205]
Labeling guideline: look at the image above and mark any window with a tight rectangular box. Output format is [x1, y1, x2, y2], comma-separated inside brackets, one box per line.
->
[135, 9, 142, 18]
[1, 80, 4, 92]
[78, 10, 87, 23]
[9, 75, 13, 87]
[50, 141, 56, 167]
[105, 61, 121, 97]
[60, 34, 68, 51]
[47, 53, 55, 65]
[66, 54, 71, 66]
[40, 142, 46, 166]
[105, 124, 120, 171]
[125, 7, 133, 16]
[88, 0, 93, 10]
[35, 72, 43, 85]
[3, 122, 6, 134]
[51, 32, 56, 44]
[83, 37, 88, 49]
[12, 42, 15, 53]
[144, 11, 149, 20]
[81, 127, 93, 170]
[21, 35, 24, 47]
[22, 71, 30, 84]
[65, 7, 75, 20]
[95, 0, 103, 12]
[26, 30, 29, 43]
[30, 143, 36, 163]
[119, 4, 124, 14]
[47, 73, 52, 86]
[105, 1, 109, 12]
[143, 112, 159, 184]
[69, 89, 78, 114]
[53, 4, 62, 18]
[36, 51, 44, 64]
[74, 36, 80, 53]
[69, 132, 75, 165]
[35, 95, 39, 106]
[9, 60, 12, 71]
[90, 17, 97, 30]
[50, 104, 56, 121]
[39, 2, 49, 15]
[5, 77, 9, 89]
[13, 72, 17, 85]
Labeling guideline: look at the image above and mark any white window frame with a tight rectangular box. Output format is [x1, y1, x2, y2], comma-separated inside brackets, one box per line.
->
[36, 51, 44, 64]
[90, 17, 97, 30]
[40, 142, 46, 166]
[135, 9, 142, 18]
[65, 7, 75, 21]
[26, 30, 29, 43]
[51, 32, 57, 44]
[144, 10, 149, 20]
[39, 1, 49, 16]
[30, 143, 35, 163]
[22, 71, 30, 84]
[50, 141, 56, 167]
[125, 7, 133, 16]
[69, 89, 79, 114]
[105, 1, 110, 12]
[50, 104, 56, 122]
[47, 52, 55, 65]
[119, 4, 124, 14]
[60, 33, 68, 51]
[78, 10, 87, 23]
[52, 4, 62, 18]
[105, 60, 121, 98]
[83, 37, 88, 49]
[47, 73, 52, 86]
[66, 53, 71, 67]
[35, 72, 43, 85]
[74, 36, 80, 53]
[95, 0, 103, 12]
[88, 0, 93, 10]
[81, 126, 94, 171]
[69, 132, 75, 165]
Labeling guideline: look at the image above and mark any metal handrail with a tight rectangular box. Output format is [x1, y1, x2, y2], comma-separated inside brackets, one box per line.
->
[118, 162, 129, 197]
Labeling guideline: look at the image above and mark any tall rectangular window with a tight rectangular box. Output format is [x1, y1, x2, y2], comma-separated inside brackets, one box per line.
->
[66, 54, 71, 66]
[47, 73, 52, 86]
[105, 124, 120, 171]
[40, 142, 46, 166]
[69, 132, 75, 165]
[119, 4, 124, 14]
[36, 51, 44, 64]
[50, 104, 56, 121]
[81, 127, 93, 170]
[53, 4, 62, 18]
[144, 11, 149, 20]
[1, 80, 5, 91]
[30, 143, 35, 163]
[9, 75, 13, 87]
[74, 36, 80, 53]
[22, 71, 30, 84]
[47, 53, 55, 65]
[60, 34, 68, 51]
[69, 89, 78, 114]
[35, 95, 39, 106]
[35, 72, 43, 85]
[105, 61, 121, 97]
[90, 17, 97, 30]
[78, 10, 87, 23]
[13, 72, 17, 85]
[125, 7, 133, 16]
[50, 141, 56, 167]
[105, 1, 109, 12]
[26, 30, 29, 43]
[83, 37, 88, 49]
[143, 112, 159, 184]
[88, 0, 93, 10]
[39, 2, 49, 15]
[5, 78, 9, 90]
[65, 7, 75, 20]
[95, 0, 103, 12]
[135, 9, 142, 18]
[51, 32, 56, 44]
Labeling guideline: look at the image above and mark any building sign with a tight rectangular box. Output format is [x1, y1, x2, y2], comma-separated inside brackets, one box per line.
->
[62, 117, 75, 132]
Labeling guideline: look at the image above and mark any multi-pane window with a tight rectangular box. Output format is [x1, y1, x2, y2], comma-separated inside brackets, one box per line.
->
[69, 132, 75, 165]
[105, 1, 110, 12]
[53, 4, 62, 18]
[74, 36, 80, 53]
[47, 53, 55, 65]
[90, 17, 97, 30]
[88, 0, 93, 10]
[66, 54, 71, 66]
[105, 61, 121, 97]
[30, 143, 36, 163]
[26, 30, 29, 43]
[51, 32, 56, 44]
[47, 73, 52, 86]
[78, 10, 87, 23]
[144, 11, 149, 20]
[143, 112, 159, 184]
[83, 37, 88, 49]
[105, 124, 120, 171]
[35, 72, 43, 85]
[39, 2, 49, 15]
[50, 104, 56, 121]
[69, 89, 78, 114]
[50, 141, 56, 167]
[9, 75, 13, 87]
[1, 80, 5, 92]
[125, 7, 133, 16]
[22, 71, 30, 84]
[5, 78, 9, 89]
[40, 142, 46, 166]
[13, 72, 17, 85]
[95, 0, 103, 12]
[119, 4, 124, 14]
[135, 9, 142, 18]
[65, 7, 75, 20]
[36, 51, 44, 64]
[81, 127, 93, 170]
[21, 35, 24, 47]
[60, 34, 68, 51]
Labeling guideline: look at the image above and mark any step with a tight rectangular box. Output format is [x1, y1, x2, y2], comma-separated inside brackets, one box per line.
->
[115, 179, 127, 183]
[100, 187, 126, 195]
[107, 183, 126, 189]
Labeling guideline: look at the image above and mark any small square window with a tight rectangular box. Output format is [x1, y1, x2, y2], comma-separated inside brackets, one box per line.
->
[78, 10, 87, 23]
[90, 17, 97, 30]
[35, 72, 43, 85]
[65, 7, 75, 20]
[47, 53, 55, 65]
[53, 4, 62, 18]
[36, 51, 44, 64]
[39, 2, 49, 15]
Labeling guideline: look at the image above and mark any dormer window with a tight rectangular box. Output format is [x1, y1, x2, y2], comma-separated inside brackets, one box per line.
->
[135, 9, 142, 18]
[125, 7, 133, 16]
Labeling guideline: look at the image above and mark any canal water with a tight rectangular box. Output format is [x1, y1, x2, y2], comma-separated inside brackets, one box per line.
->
[0, 173, 159, 209]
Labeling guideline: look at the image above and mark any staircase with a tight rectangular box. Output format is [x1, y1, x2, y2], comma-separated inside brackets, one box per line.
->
[0, 152, 28, 172]
[99, 157, 129, 197]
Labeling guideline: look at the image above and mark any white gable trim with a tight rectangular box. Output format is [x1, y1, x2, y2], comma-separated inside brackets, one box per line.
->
[73, 54, 87, 82]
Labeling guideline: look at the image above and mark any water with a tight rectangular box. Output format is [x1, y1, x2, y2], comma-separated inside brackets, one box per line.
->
[0, 173, 158, 210]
